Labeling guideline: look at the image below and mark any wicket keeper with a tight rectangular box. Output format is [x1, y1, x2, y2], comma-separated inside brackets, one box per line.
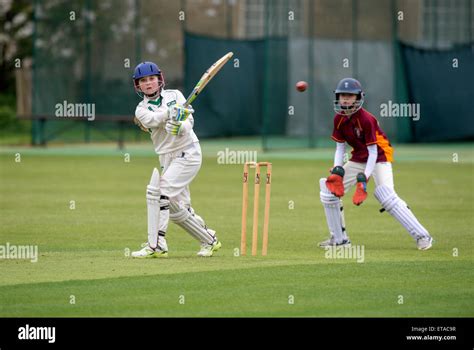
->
[319, 78, 433, 250]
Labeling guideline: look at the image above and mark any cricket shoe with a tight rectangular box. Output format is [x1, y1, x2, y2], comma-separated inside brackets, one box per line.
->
[132, 245, 168, 258]
[137, 237, 168, 256]
[416, 236, 433, 251]
[158, 236, 168, 252]
[197, 239, 222, 257]
[318, 236, 351, 248]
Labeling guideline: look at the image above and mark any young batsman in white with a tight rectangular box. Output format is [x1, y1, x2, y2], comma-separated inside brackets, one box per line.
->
[319, 78, 433, 250]
[130, 62, 221, 258]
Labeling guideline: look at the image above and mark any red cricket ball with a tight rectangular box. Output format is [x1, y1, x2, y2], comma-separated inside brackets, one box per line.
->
[296, 81, 308, 92]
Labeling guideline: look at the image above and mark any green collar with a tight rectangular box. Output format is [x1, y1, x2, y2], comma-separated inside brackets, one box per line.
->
[147, 97, 162, 106]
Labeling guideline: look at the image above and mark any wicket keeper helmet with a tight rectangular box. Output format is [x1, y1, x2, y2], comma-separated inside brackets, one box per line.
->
[133, 61, 165, 98]
[333, 78, 365, 115]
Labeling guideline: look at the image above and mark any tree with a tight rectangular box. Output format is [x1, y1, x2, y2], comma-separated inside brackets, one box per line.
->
[0, 0, 33, 95]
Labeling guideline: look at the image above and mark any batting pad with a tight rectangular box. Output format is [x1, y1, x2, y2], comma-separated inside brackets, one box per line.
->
[374, 185, 430, 240]
[169, 202, 216, 244]
[319, 178, 344, 243]
[146, 168, 160, 249]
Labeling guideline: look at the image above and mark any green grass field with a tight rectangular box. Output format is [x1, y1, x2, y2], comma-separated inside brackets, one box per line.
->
[0, 141, 473, 317]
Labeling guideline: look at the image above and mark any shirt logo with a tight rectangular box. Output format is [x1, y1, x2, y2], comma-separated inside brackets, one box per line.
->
[354, 127, 362, 138]
[167, 100, 177, 107]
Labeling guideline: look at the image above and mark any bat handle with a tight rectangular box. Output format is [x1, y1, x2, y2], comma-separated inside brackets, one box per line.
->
[184, 95, 195, 108]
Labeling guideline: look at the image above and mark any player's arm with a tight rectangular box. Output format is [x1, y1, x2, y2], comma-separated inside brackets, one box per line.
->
[135, 104, 169, 129]
[165, 114, 194, 136]
[165, 91, 195, 136]
[334, 142, 345, 167]
[364, 144, 377, 178]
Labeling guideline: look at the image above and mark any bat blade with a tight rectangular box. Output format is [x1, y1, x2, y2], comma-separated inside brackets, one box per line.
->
[184, 52, 233, 107]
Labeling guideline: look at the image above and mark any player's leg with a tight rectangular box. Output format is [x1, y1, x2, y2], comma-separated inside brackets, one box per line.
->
[163, 143, 221, 256]
[174, 186, 218, 241]
[339, 161, 364, 241]
[319, 161, 361, 247]
[339, 200, 348, 241]
[133, 151, 185, 257]
[153, 152, 174, 254]
[132, 168, 168, 258]
[156, 194, 170, 253]
[319, 178, 347, 246]
[372, 162, 433, 250]
[169, 199, 221, 257]
[169, 171, 221, 257]
[183, 189, 221, 257]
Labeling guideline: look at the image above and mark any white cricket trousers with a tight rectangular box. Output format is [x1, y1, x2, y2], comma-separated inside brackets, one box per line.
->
[343, 161, 394, 192]
[159, 142, 202, 206]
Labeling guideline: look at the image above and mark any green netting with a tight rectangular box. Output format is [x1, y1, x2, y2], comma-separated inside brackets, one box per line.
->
[31, 0, 142, 145]
[30, 0, 473, 147]
[184, 33, 264, 138]
[260, 0, 399, 150]
[183, 33, 289, 142]
[400, 43, 474, 142]
[33, 0, 141, 115]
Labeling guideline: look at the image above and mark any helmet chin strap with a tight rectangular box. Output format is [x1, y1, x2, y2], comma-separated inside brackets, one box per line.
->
[335, 96, 364, 116]
[146, 91, 159, 99]
[145, 83, 164, 99]
[341, 104, 356, 116]
[144, 85, 164, 99]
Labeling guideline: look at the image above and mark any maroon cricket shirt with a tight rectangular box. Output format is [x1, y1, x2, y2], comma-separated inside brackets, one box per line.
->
[331, 108, 393, 163]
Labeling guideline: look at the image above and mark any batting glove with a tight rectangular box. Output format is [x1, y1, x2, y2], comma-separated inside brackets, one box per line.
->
[165, 119, 183, 136]
[326, 165, 345, 197]
[169, 104, 194, 122]
[352, 173, 368, 206]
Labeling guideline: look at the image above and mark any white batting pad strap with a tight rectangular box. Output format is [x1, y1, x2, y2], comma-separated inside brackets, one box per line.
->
[374, 185, 430, 240]
[146, 185, 160, 200]
[160, 196, 170, 209]
[146, 168, 161, 249]
[319, 178, 344, 243]
[169, 202, 215, 244]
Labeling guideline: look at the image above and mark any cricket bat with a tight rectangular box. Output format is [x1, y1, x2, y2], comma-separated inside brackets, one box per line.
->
[134, 52, 233, 132]
[184, 52, 234, 107]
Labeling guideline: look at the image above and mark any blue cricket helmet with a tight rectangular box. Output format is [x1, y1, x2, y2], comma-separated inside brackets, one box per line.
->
[133, 61, 165, 98]
[333, 78, 365, 115]
[133, 61, 161, 80]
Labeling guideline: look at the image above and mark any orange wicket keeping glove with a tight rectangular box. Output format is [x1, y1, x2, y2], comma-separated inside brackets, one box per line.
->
[326, 166, 345, 197]
[353, 173, 368, 206]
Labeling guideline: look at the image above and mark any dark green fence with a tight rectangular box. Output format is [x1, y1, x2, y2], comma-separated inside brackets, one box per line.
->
[28, 0, 473, 147]
[401, 43, 474, 142]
